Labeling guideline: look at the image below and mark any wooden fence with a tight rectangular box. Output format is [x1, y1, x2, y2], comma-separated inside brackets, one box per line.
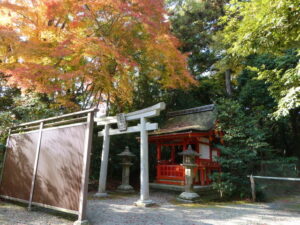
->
[248, 175, 300, 201]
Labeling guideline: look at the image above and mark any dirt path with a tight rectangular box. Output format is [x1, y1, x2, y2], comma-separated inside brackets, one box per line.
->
[1, 192, 300, 225]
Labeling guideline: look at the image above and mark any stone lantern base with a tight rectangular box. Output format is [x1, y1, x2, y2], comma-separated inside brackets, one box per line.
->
[94, 192, 108, 198]
[73, 220, 89, 225]
[134, 199, 155, 207]
[117, 184, 135, 193]
[177, 191, 201, 203]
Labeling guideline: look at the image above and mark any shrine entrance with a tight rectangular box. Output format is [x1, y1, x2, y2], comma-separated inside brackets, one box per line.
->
[94, 102, 166, 206]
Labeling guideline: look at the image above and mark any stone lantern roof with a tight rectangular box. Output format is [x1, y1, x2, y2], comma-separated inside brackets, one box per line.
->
[117, 146, 135, 157]
[178, 145, 200, 157]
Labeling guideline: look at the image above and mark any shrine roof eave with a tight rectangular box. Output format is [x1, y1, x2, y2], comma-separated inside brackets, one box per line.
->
[148, 130, 214, 141]
[149, 125, 213, 136]
[149, 106, 216, 137]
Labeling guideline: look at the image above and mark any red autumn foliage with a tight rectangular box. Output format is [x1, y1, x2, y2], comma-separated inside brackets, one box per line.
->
[0, 0, 196, 106]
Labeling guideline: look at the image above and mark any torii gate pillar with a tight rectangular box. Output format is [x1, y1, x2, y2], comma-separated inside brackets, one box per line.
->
[134, 117, 153, 206]
[95, 124, 110, 197]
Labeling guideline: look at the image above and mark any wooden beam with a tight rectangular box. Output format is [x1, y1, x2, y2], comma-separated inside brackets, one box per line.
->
[98, 123, 158, 136]
[247, 175, 300, 181]
[12, 117, 87, 133]
[77, 111, 94, 223]
[28, 122, 44, 211]
[0, 195, 78, 215]
[14, 108, 96, 128]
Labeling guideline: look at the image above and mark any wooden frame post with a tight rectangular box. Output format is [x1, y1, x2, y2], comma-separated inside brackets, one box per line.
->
[28, 122, 44, 211]
[75, 111, 94, 225]
[95, 124, 110, 197]
[250, 175, 256, 202]
[0, 129, 11, 187]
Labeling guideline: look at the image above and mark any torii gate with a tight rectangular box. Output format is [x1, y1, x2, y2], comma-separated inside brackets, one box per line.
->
[94, 102, 166, 206]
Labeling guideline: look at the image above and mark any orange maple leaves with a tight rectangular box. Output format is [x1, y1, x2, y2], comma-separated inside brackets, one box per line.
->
[0, 0, 195, 107]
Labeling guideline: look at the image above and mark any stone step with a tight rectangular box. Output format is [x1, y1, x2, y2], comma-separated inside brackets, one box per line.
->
[149, 182, 220, 200]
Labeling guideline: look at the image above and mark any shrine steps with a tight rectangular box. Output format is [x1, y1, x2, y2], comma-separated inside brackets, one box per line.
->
[149, 182, 211, 192]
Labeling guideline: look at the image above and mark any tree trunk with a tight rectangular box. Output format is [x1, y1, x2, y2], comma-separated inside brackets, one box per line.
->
[225, 69, 233, 96]
[290, 109, 300, 159]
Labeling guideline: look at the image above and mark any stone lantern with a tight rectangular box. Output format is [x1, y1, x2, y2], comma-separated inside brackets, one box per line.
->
[177, 145, 200, 202]
[117, 146, 135, 193]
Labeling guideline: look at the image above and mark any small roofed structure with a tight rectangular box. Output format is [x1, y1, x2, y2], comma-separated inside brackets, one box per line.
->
[149, 104, 223, 187]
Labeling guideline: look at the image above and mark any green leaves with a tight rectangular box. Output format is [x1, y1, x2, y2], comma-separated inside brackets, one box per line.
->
[275, 86, 300, 117]
[217, 0, 300, 118]
[221, 0, 300, 55]
[168, 0, 228, 77]
[255, 50, 300, 118]
[212, 98, 274, 198]
[166, 1, 299, 198]
[211, 172, 236, 199]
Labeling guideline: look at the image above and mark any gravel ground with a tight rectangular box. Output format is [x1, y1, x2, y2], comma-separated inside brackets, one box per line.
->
[1, 192, 300, 225]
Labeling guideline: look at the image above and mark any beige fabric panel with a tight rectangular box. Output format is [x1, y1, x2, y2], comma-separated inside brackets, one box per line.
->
[32, 124, 86, 211]
[0, 132, 39, 201]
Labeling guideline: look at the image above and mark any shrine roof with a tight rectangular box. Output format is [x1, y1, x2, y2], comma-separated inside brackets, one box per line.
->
[150, 104, 216, 136]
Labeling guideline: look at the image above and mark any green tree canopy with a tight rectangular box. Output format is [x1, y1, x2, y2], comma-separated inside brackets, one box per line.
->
[218, 0, 300, 117]
[221, 0, 300, 55]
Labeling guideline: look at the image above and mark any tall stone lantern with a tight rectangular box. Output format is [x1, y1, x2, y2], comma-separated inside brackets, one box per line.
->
[177, 145, 200, 202]
[117, 146, 135, 193]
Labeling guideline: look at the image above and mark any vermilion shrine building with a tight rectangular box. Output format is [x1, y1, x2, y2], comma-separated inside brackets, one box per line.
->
[149, 104, 223, 187]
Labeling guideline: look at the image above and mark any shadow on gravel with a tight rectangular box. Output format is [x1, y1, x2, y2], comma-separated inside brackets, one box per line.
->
[0, 200, 75, 225]
[86, 192, 300, 225]
[2, 192, 300, 225]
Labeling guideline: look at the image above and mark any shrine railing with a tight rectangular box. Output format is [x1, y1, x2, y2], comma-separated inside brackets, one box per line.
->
[156, 162, 221, 186]
[156, 165, 185, 182]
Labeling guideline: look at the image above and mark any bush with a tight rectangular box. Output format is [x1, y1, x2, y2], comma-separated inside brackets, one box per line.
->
[212, 98, 276, 199]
